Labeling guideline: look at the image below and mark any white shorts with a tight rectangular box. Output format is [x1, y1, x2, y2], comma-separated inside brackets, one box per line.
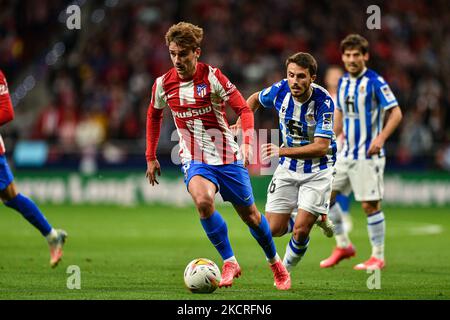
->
[332, 157, 385, 201]
[265, 165, 335, 217]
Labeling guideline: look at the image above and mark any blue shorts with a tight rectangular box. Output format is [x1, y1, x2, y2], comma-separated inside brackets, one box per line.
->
[0, 155, 14, 191]
[182, 161, 255, 207]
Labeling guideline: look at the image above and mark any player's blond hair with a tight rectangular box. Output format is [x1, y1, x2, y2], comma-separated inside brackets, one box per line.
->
[340, 34, 369, 54]
[165, 22, 204, 51]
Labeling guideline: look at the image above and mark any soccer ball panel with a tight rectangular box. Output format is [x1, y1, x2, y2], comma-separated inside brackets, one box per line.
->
[184, 258, 221, 293]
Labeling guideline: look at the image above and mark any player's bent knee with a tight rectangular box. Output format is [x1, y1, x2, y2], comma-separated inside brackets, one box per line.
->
[0, 182, 18, 203]
[234, 204, 260, 228]
[271, 224, 286, 237]
[293, 225, 310, 243]
[361, 201, 380, 214]
[193, 196, 215, 217]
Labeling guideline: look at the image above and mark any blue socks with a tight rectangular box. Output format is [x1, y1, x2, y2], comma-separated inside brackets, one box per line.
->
[200, 211, 234, 260]
[249, 213, 277, 260]
[201, 211, 277, 262]
[5, 193, 52, 236]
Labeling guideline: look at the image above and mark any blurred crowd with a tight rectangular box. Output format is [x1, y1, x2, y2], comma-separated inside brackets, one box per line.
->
[0, 0, 449, 170]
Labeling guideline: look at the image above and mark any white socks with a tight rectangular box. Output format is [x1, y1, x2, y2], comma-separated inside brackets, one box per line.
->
[330, 200, 385, 260]
[282, 237, 309, 272]
[336, 234, 351, 248]
[329, 202, 345, 235]
[267, 253, 281, 265]
[329, 202, 352, 248]
[367, 211, 385, 260]
[45, 228, 58, 242]
[224, 256, 237, 263]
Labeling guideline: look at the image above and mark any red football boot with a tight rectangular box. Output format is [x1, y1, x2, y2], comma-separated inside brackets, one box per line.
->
[270, 261, 291, 290]
[320, 244, 356, 268]
[219, 261, 241, 288]
[353, 256, 385, 270]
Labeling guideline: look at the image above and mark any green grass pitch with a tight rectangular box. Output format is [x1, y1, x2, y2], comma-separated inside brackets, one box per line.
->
[0, 203, 449, 300]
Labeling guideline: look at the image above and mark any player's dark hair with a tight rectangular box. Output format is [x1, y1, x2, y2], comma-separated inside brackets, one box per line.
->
[340, 34, 369, 54]
[165, 22, 204, 51]
[285, 52, 318, 76]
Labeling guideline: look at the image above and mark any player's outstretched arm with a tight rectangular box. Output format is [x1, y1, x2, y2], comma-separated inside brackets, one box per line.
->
[367, 106, 403, 156]
[230, 92, 261, 135]
[146, 160, 161, 186]
[145, 82, 164, 186]
[261, 137, 330, 161]
[227, 89, 255, 167]
[246, 92, 262, 112]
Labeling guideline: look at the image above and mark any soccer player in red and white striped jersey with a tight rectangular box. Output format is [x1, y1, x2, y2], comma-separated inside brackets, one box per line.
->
[0, 69, 67, 268]
[145, 22, 290, 290]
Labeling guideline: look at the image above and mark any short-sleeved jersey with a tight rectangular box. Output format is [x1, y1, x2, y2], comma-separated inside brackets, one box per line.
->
[150, 62, 245, 165]
[0, 70, 15, 155]
[336, 68, 398, 160]
[258, 80, 337, 174]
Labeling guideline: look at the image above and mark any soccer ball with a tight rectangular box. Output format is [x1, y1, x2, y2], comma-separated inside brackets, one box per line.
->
[184, 258, 221, 293]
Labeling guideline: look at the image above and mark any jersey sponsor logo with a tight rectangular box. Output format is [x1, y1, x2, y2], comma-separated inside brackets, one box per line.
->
[380, 84, 395, 103]
[286, 119, 304, 140]
[344, 95, 357, 116]
[0, 84, 8, 95]
[225, 87, 236, 96]
[167, 92, 176, 99]
[196, 83, 208, 98]
[225, 81, 236, 95]
[322, 112, 333, 131]
[172, 106, 212, 118]
[324, 98, 331, 109]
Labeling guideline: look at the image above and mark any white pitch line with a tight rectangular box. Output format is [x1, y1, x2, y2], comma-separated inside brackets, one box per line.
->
[408, 224, 444, 235]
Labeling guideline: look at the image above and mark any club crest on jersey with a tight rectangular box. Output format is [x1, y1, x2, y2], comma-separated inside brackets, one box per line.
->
[306, 114, 316, 125]
[196, 84, 208, 98]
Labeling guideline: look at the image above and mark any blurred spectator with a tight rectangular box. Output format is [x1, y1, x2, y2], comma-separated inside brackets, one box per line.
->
[398, 109, 434, 166]
[33, 100, 60, 143]
[75, 111, 106, 174]
[1, 0, 449, 170]
[436, 142, 450, 171]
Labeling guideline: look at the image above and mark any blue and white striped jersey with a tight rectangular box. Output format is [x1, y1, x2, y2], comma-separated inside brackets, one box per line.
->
[258, 80, 337, 174]
[337, 68, 398, 160]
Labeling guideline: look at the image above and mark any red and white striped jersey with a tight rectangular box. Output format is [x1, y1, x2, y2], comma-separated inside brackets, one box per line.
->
[146, 62, 253, 165]
[0, 70, 15, 155]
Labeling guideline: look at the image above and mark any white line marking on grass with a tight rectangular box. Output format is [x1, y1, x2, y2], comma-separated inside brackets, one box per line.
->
[408, 224, 443, 235]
